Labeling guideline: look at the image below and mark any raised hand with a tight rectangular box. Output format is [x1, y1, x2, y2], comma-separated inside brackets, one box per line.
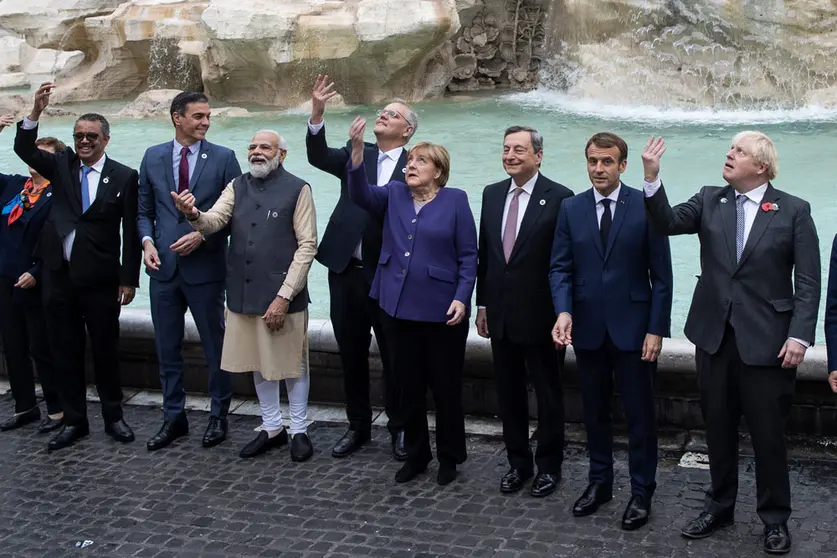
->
[311, 74, 338, 125]
[641, 136, 667, 182]
[349, 116, 366, 168]
[30, 82, 55, 121]
[0, 114, 14, 132]
[170, 189, 198, 217]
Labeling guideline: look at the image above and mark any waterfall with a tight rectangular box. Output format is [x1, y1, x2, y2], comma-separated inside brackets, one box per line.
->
[147, 36, 202, 92]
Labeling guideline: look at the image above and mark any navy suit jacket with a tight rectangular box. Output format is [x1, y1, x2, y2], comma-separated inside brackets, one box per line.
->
[347, 162, 478, 323]
[137, 139, 241, 284]
[824, 234, 837, 371]
[0, 173, 51, 281]
[549, 184, 673, 352]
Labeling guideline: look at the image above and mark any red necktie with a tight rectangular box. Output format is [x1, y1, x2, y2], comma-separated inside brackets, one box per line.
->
[502, 188, 524, 262]
[178, 146, 190, 193]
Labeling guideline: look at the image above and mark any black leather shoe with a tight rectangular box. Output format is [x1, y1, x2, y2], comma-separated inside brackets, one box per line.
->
[572, 483, 613, 516]
[239, 429, 288, 459]
[48, 423, 90, 451]
[395, 461, 428, 483]
[0, 407, 41, 431]
[392, 431, 407, 461]
[147, 418, 188, 451]
[764, 523, 791, 554]
[500, 468, 533, 494]
[530, 472, 559, 498]
[202, 416, 228, 448]
[438, 463, 457, 486]
[291, 433, 314, 462]
[680, 511, 734, 539]
[621, 495, 651, 530]
[37, 416, 64, 434]
[105, 419, 135, 443]
[332, 428, 369, 458]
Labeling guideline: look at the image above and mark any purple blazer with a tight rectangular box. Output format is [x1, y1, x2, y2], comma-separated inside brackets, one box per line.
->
[347, 162, 478, 323]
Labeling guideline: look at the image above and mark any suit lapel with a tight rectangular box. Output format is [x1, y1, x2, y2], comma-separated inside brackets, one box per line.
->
[509, 176, 550, 263]
[603, 184, 629, 262]
[719, 186, 738, 267]
[583, 189, 604, 259]
[163, 143, 176, 193]
[190, 140, 209, 191]
[489, 180, 511, 264]
[93, 158, 115, 205]
[736, 184, 779, 270]
[70, 159, 83, 215]
[391, 148, 407, 183]
[364, 144, 378, 185]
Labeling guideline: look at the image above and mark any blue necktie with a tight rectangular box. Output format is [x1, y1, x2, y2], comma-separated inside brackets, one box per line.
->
[81, 165, 93, 212]
[735, 194, 747, 262]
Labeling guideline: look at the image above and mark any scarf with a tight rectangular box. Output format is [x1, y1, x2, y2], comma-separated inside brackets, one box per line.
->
[2, 178, 49, 226]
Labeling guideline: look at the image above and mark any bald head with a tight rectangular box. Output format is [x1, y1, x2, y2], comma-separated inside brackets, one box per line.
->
[248, 130, 287, 179]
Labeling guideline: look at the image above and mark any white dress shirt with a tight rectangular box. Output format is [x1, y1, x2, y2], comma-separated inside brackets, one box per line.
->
[501, 172, 538, 237]
[643, 177, 808, 348]
[308, 119, 403, 260]
[593, 184, 621, 227]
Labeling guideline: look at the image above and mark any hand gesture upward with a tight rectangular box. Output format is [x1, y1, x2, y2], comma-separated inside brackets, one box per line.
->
[0, 114, 14, 133]
[30, 82, 55, 121]
[349, 116, 366, 169]
[641, 136, 667, 182]
[311, 74, 339, 125]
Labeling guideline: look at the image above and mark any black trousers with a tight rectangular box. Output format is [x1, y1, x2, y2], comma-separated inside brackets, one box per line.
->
[696, 325, 795, 525]
[41, 264, 123, 427]
[0, 276, 60, 414]
[492, 337, 565, 474]
[328, 266, 402, 434]
[380, 312, 468, 466]
[575, 335, 658, 497]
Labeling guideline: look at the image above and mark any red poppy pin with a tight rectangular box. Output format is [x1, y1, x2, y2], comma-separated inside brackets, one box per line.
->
[761, 202, 778, 212]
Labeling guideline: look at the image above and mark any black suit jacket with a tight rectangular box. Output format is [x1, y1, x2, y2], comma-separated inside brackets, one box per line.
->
[476, 173, 573, 344]
[14, 122, 141, 288]
[307, 125, 407, 283]
[645, 183, 820, 366]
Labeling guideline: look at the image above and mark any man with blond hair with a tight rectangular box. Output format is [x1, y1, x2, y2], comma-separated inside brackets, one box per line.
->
[642, 131, 820, 554]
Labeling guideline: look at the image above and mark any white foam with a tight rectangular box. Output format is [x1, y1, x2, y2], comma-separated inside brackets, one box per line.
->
[503, 90, 837, 125]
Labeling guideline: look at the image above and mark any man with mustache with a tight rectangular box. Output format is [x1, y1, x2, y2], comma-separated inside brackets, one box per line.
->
[172, 131, 317, 462]
[13, 83, 142, 451]
[306, 75, 409, 460]
[137, 91, 242, 452]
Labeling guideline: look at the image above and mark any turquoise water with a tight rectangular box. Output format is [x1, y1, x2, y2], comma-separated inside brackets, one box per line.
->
[2, 93, 836, 340]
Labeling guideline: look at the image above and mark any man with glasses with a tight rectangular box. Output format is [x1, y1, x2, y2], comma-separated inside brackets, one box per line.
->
[13, 82, 142, 451]
[306, 75, 414, 460]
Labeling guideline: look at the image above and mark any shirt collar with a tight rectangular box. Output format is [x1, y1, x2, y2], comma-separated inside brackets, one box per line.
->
[174, 139, 201, 155]
[84, 154, 107, 173]
[593, 184, 621, 204]
[508, 172, 539, 196]
[378, 145, 403, 162]
[736, 183, 769, 204]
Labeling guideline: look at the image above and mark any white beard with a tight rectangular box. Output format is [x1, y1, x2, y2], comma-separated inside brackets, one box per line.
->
[249, 156, 280, 179]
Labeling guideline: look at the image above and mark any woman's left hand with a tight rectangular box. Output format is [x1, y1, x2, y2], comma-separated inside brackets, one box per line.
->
[446, 300, 466, 326]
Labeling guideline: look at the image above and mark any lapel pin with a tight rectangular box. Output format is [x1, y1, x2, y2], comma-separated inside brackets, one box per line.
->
[102, 177, 109, 184]
[720, 197, 728, 203]
[116, 191, 121, 198]
[272, 211, 278, 218]
[47, 192, 52, 197]
[201, 153, 207, 159]
[761, 202, 779, 212]
[539, 199, 546, 206]
[402, 167, 406, 174]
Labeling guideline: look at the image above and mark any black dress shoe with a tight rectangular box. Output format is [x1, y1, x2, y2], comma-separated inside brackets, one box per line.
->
[37, 416, 64, 434]
[391, 431, 407, 461]
[764, 523, 791, 554]
[438, 463, 457, 486]
[202, 416, 228, 448]
[48, 423, 90, 451]
[147, 418, 189, 451]
[680, 511, 734, 539]
[621, 495, 651, 530]
[500, 468, 534, 494]
[239, 429, 288, 459]
[530, 472, 559, 498]
[395, 461, 427, 483]
[105, 419, 135, 443]
[332, 428, 369, 458]
[291, 433, 314, 462]
[0, 407, 41, 431]
[572, 483, 613, 516]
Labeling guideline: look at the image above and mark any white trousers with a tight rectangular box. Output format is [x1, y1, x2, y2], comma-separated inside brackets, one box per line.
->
[253, 350, 310, 435]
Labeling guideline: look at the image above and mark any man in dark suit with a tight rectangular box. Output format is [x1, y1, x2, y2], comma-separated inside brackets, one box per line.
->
[826, 236, 837, 394]
[642, 132, 820, 554]
[138, 92, 241, 452]
[476, 126, 573, 497]
[550, 133, 672, 529]
[14, 83, 142, 451]
[306, 75, 408, 459]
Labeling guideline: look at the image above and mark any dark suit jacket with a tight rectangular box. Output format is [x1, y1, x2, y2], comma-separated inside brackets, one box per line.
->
[824, 234, 837, 371]
[137, 139, 241, 284]
[645, 183, 820, 366]
[307, 125, 407, 283]
[550, 184, 673, 352]
[0, 173, 51, 280]
[476, 173, 573, 345]
[14, 122, 142, 288]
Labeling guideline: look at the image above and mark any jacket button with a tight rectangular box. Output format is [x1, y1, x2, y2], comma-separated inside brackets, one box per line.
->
[245, 279, 251, 283]
[248, 241, 254, 246]
[246, 261, 251, 265]
[411, 218, 416, 223]
[404, 252, 410, 257]
[408, 235, 412, 240]
[402, 269, 407, 274]
[251, 223, 256, 227]
[255, 204, 261, 209]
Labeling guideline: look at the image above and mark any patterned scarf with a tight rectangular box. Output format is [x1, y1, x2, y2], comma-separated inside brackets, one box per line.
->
[2, 178, 49, 226]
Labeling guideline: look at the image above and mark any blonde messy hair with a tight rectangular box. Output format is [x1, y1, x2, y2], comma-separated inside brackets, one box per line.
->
[407, 142, 451, 187]
[731, 131, 779, 180]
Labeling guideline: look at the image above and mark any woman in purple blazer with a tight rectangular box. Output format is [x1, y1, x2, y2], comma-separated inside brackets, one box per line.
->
[346, 117, 478, 486]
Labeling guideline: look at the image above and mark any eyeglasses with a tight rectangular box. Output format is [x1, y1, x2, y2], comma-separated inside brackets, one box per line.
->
[73, 132, 99, 142]
[376, 108, 413, 128]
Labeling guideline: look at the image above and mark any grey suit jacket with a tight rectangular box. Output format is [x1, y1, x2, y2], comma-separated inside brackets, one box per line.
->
[645, 183, 820, 366]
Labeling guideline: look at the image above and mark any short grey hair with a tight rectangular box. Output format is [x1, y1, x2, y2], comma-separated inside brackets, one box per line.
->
[254, 129, 287, 151]
[504, 125, 543, 154]
[731, 130, 778, 180]
[391, 98, 419, 140]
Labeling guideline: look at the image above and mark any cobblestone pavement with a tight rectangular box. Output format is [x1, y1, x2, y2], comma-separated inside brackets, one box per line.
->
[1, 394, 836, 558]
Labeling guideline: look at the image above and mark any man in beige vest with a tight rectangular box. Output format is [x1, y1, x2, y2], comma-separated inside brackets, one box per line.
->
[172, 130, 317, 461]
